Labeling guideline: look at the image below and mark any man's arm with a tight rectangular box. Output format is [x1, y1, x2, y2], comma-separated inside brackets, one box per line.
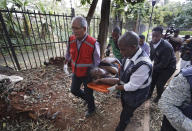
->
[64, 39, 71, 64]
[150, 43, 155, 60]
[158, 74, 192, 131]
[153, 47, 173, 71]
[145, 43, 150, 56]
[93, 41, 101, 66]
[116, 65, 150, 91]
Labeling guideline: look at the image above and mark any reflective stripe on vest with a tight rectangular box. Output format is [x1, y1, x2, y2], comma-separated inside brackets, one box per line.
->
[70, 39, 94, 49]
[69, 35, 96, 77]
[71, 60, 93, 67]
[84, 40, 94, 48]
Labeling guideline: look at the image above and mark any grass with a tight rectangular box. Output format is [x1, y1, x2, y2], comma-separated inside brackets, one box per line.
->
[180, 31, 192, 36]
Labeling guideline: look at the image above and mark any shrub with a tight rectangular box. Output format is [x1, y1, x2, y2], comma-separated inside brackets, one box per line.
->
[180, 31, 192, 36]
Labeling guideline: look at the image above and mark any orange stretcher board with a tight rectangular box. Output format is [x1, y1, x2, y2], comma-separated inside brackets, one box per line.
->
[87, 82, 110, 93]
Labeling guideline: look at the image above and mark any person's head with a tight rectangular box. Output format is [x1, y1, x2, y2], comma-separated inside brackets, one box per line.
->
[88, 67, 107, 80]
[139, 35, 145, 46]
[71, 16, 87, 40]
[184, 35, 190, 40]
[112, 26, 121, 41]
[174, 29, 180, 37]
[118, 31, 139, 59]
[152, 26, 163, 44]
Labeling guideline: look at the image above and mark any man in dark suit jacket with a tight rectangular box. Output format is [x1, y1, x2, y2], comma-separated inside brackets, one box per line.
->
[148, 26, 176, 103]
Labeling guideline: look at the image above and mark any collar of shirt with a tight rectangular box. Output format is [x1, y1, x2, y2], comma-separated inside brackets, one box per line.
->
[153, 39, 162, 49]
[140, 42, 147, 49]
[124, 48, 142, 70]
[76, 33, 88, 49]
[77, 33, 87, 43]
[131, 47, 142, 63]
[141, 42, 145, 46]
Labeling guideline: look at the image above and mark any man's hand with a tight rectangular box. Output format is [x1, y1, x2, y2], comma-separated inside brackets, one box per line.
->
[107, 85, 117, 93]
[116, 85, 124, 91]
[63, 64, 69, 75]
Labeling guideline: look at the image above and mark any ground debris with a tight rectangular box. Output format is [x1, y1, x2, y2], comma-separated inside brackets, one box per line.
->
[0, 115, 61, 131]
[150, 94, 163, 131]
[50, 111, 60, 120]
[0, 65, 150, 130]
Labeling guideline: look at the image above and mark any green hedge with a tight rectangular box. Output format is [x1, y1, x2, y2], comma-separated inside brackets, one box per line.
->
[180, 31, 192, 36]
[142, 30, 150, 39]
[142, 30, 152, 42]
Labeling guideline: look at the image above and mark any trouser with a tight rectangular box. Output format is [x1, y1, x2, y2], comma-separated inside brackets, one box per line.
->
[116, 88, 149, 131]
[161, 116, 176, 131]
[71, 74, 95, 112]
[148, 68, 175, 99]
[116, 97, 137, 131]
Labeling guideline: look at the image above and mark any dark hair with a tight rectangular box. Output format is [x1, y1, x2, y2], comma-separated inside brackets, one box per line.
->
[113, 26, 121, 34]
[139, 34, 145, 40]
[185, 35, 190, 39]
[118, 31, 139, 46]
[152, 26, 163, 34]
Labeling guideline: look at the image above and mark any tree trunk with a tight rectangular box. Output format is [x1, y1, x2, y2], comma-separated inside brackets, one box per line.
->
[86, 0, 98, 26]
[134, 12, 139, 33]
[97, 0, 111, 58]
[114, 4, 121, 27]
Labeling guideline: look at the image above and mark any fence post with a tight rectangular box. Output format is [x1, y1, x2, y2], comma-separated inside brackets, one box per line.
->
[0, 11, 21, 70]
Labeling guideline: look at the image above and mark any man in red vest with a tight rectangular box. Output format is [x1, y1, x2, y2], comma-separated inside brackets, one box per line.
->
[64, 16, 100, 117]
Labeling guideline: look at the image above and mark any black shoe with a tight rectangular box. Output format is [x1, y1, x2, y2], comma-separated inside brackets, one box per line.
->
[153, 97, 160, 103]
[85, 110, 95, 118]
[116, 120, 130, 131]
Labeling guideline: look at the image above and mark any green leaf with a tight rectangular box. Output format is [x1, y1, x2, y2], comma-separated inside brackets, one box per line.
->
[23, 0, 29, 6]
[12, 0, 23, 8]
[0, 0, 7, 9]
[80, 0, 86, 5]
[37, 2, 46, 13]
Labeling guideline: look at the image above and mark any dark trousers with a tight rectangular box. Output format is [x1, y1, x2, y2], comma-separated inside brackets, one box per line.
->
[161, 116, 177, 131]
[71, 74, 95, 112]
[116, 93, 139, 131]
[148, 68, 175, 99]
[116, 87, 149, 131]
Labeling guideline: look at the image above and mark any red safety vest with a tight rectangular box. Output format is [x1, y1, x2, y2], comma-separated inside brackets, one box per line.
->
[69, 35, 96, 77]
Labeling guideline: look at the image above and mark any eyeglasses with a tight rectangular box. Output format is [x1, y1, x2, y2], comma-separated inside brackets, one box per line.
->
[72, 26, 83, 31]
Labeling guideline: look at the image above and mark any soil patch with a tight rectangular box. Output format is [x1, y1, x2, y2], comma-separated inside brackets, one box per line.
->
[0, 65, 149, 131]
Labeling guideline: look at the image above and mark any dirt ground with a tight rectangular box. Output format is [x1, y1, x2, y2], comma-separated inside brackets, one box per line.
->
[0, 64, 155, 131]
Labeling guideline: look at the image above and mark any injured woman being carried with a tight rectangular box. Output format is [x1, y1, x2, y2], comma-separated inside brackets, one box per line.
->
[88, 57, 121, 86]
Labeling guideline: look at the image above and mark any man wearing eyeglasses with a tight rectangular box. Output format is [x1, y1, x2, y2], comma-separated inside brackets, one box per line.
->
[64, 16, 100, 117]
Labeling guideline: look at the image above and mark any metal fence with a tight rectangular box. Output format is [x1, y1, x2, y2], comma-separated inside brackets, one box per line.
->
[0, 9, 100, 70]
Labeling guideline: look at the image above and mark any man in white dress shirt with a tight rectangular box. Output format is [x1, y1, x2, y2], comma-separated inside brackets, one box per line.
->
[108, 31, 152, 131]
